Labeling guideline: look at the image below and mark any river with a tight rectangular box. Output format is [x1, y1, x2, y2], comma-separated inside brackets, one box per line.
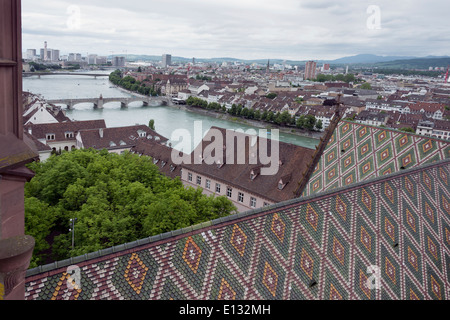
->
[22, 71, 319, 152]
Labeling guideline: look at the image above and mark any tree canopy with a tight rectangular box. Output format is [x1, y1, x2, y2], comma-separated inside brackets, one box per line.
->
[25, 149, 236, 268]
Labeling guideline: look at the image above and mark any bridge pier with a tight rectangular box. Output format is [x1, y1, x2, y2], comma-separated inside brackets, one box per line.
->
[121, 102, 127, 108]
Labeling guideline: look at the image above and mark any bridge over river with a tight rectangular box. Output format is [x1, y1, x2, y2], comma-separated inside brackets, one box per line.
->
[47, 95, 172, 109]
[23, 72, 110, 78]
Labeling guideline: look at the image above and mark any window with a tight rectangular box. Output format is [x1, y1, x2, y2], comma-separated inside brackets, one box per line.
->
[188, 172, 193, 182]
[227, 187, 233, 198]
[65, 132, 74, 139]
[264, 202, 271, 207]
[197, 176, 202, 185]
[206, 179, 211, 190]
[46, 134, 55, 141]
[250, 197, 257, 208]
[238, 192, 244, 203]
[216, 183, 221, 194]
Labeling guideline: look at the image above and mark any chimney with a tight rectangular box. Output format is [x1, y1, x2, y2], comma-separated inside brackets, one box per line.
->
[99, 128, 104, 138]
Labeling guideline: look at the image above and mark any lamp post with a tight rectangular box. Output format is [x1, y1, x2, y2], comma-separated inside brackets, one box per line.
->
[69, 218, 77, 251]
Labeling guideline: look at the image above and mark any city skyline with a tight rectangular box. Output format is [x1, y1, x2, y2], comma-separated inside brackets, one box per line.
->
[22, 0, 450, 61]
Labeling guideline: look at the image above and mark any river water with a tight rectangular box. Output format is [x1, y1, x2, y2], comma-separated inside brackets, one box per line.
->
[22, 71, 319, 152]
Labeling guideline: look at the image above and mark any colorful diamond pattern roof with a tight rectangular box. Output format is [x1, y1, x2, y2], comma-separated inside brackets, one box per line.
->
[25, 159, 450, 300]
[304, 121, 450, 197]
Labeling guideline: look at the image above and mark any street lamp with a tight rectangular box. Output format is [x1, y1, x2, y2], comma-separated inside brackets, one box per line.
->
[69, 218, 78, 251]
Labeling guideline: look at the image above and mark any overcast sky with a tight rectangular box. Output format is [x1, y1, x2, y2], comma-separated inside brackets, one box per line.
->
[21, 0, 450, 61]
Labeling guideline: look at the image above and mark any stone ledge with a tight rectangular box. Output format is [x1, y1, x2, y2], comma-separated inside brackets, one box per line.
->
[0, 235, 35, 300]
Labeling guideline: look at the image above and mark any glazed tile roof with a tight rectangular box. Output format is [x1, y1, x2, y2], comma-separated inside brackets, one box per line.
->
[304, 120, 450, 198]
[25, 159, 450, 300]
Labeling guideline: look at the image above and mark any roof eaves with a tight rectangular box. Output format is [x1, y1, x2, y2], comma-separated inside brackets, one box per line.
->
[25, 158, 450, 279]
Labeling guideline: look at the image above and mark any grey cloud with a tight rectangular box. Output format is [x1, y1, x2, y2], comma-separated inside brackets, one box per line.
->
[21, 0, 450, 60]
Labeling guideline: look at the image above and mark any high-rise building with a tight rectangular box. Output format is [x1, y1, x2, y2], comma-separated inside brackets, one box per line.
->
[52, 49, 60, 61]
[113, 56, 126, 67]
[322, 63, 330, 73]
[162, 54, 172, 68]
[26, 49, 36, 60]
[40, 45, 60, 62]
[44, 41, 48, 61]
[95, 56, 107, 65]
[88, 54, 98, 65]
[305, 61, 317, 80]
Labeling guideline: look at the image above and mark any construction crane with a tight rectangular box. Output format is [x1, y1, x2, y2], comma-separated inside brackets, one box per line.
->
[445, 66, 449, 83]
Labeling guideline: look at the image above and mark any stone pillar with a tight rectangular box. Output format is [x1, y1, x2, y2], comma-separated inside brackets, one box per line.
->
[97, 94, 104, 109]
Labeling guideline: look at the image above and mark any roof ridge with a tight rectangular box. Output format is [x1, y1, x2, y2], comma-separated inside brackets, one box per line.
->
[25, 158, 450, 279]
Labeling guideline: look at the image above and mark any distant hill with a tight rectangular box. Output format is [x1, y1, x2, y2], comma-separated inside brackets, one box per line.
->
[117, 53, 450, 70]
[327, 54, 417, 65]
[371, 57, 450, 70]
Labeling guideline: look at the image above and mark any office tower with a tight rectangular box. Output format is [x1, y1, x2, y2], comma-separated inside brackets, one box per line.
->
[26, 49, 36, 60]
[88, 54, 98, 65]
[52, 49, 60, 61]
[44, 41, 48, 61]
[162, 54, 172, 68]
[95, 56, 107, 65]
[305, 61, 317, 80]
[113, 56, 126, 67]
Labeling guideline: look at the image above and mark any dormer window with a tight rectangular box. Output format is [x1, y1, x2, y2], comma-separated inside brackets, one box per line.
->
[46, 134, 56, 141]
[153, 158, 159, 164]
[278, 174, 291, 191]
[161, 161, 166, 167]
[65, 132, 74, 139]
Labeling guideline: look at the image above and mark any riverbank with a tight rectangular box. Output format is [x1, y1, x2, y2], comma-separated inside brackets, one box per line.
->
[109, 81, 323, 141]
[179, 105, 324, 140]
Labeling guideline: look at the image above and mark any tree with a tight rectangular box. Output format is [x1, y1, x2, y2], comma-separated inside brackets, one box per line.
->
[360, 83, 372, 90]
[400, 127, 415, 133]
[149, 119, 155, 130]
[25, 149, 237, 262]
[304, 115, 317, 131]
[296, 115, 306, 129]
[316, 120, 323, 131]
[266, 93, 277, 100]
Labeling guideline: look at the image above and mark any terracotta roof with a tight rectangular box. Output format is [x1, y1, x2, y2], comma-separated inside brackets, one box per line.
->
[181, 126, 316, 203]
[78, 125, 168, 151]
[131, 139, 183, 179]
[24, 120, 106, 142]
[23, 132, 52, 152]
